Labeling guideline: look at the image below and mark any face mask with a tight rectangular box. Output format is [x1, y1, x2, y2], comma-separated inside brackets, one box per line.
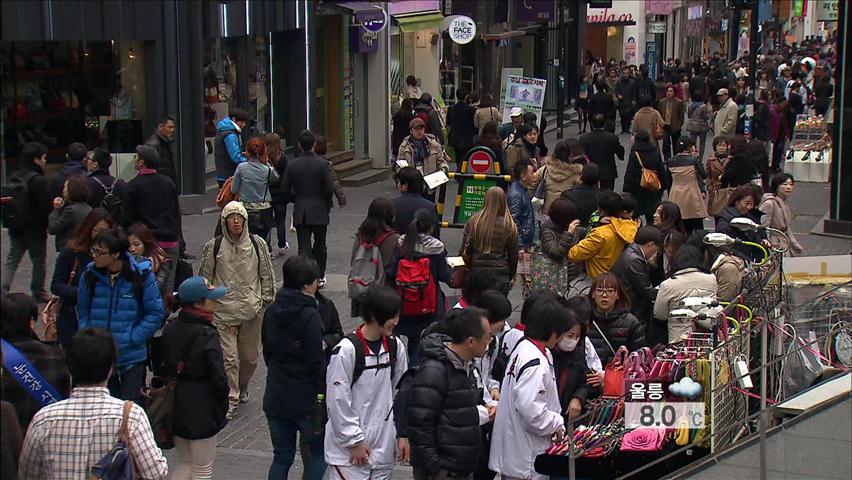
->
[558, 337, 579, 352]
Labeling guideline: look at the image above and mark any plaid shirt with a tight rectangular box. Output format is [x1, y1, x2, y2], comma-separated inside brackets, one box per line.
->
[18, 387, 168, 479]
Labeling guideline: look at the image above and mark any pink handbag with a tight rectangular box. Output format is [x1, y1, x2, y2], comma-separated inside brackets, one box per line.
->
[620, 427, 667, 452]
[624, 347, 655, 381]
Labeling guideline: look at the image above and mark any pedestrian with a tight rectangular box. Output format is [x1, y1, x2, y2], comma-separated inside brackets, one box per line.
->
[551, 303, 594, 421]
[452, 269, 500, 310]
[127, 223, 174, 303]
[122, 144, 182, 290]
[474, 94, 503, 136]
[447, 88, 477, 163]
[409, 307, 491, 480]
[415, 93, 445, 145]
[392, 98, 415, 157]
[532, 139, 585, 213]
[0, 293, 71, 432]
[686, 93, 712, 161]
[198, 201, 275, 419]
[576, 74, 591, 133]
[387, 208, 451, 366]
[406, 75, 422, 100]
[507, 159, 536, 251]
[475, 121, 506, 172]
[770, 89, 790, 172]
[214, 108, 249, 187]
[654, 246, 717, 344]
[623, 129, 667, 224]
[17, 327, 169, 479]
[231, 137, 279, 239]
[610, 226, 663, 339]
[489, 293, 571, 480]
[49, 142, 88, 200]
[392, 167, 439, 238]
[350, 197, 400, 317]
[315, 136, 347, 210]
[1, 142, 51, 302]
[265, 132, 291, 256]
[523, 112, 548, 157]
[460, 187, 519, 295]
[719, 136, 754, 189]
[397, 117, 451, 179]
[535, 198, 583, 297]
[759, 173, 805, 255]
[715, 185, 769, 262]
[714, 88, 739, 136]
[561, 163, 601, 227]
[614, 70, 636, 133]
[705, 135, 731, 217]
[631, 96, 665, 151]
[666, 136, 708, 234]
[688, 231, 744, 302]
[812, 74, 833, 116]
[505, 123, 540, 171]
[50, 209, 114, 346]
[282, 130, 335, 287]
[586, 273, 647, 364]
[568, 192, 638, 279]
[325, 286, 408, 480]
[590, 81, 617, 133]
[580, 114, 624, 191]
[48, 175, 92, 251]
[76, 227, 163, 402]
[658, 85, 685, 159]
[144, 115, 178, 189]
[262, 255, 327, 480]
[85, 147, 128, 218]
[159, 276, 229, 480]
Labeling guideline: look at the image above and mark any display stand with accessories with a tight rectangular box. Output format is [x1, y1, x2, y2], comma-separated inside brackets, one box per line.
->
[784, 115, 831, 182]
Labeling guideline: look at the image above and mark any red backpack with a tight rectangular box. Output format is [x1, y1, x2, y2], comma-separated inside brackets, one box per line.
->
[395, 257, 437, 316]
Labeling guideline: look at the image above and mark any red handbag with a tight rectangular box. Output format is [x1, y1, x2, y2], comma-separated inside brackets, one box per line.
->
[603, 346, 629, 397]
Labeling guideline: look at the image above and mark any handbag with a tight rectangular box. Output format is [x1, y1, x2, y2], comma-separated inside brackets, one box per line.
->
[624, 347, 655, 381]
[708, 186, 732, 217]
[449, 239, 470, 289]
[90, 400, 136, 480]
[603, 346, 629, 397]
[43, 257, 79, 341]
[216, 176, 238, 209]
[635, 152, 662, 191]
[143, 335, 194, 450]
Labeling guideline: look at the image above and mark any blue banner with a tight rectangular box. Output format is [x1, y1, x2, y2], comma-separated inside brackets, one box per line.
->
[645, 42, 658, 81]
[1, 339, 64, 407]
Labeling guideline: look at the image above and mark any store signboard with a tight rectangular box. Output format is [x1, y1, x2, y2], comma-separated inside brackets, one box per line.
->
[448, 15, 476, 44]
[587, 9, 636, 25]
[645, 0, 673, 15]
[645, 43, 657, 81]
[350, 25, 379, 52]
[389, 0, 440, 16]
[515, 0, 555, 23]
[816, 0, 839, 21]
[624, 37, 637, 63]
[358, 9, 387, 33]
[647, 21, 667, 34]
[500, 75, 547, 126]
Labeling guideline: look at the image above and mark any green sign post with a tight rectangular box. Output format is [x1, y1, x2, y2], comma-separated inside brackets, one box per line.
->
[457, 179, 496, 223]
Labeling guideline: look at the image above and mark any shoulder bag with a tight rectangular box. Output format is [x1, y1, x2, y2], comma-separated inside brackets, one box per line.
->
[216, 176, 238, 209]
[90, 400, 135, 480]
[143, 334, 195, 450]
[635, 152, 662, 191]
[43, 257, 79, 341]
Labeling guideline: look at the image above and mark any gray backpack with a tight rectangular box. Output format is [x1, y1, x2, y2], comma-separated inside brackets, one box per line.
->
[347, 231, 392, 300]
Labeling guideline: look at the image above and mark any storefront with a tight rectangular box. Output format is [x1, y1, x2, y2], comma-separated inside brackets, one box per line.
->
[1, 0, 303, 195]
[585, 4, 643, 64]
[389, 0, 444, 106]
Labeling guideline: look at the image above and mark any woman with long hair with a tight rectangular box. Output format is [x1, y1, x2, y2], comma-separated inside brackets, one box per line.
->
[350, 198, 400, 317]
[460, 186, 520, 294]
[128, 223, 174, 296]
[532, 138, 586, 213]
[386, 208, 450, 365]
[50, 208, 114, 346]
[265, 133, 290, 256]
[231, 137, 279, 239]
[585, 273, 646, 364]
[393, 98, 415, 156]
[652, 201, 687, 237]
[474, 93, 501, 134]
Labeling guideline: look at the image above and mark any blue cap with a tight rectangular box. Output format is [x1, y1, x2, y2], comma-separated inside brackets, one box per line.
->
[178, 276, 227, 303]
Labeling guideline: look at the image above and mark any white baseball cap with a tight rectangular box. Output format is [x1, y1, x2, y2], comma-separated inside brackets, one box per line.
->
[510, 107, 524, 117]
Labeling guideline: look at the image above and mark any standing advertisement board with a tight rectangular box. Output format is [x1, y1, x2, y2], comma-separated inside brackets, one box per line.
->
[500, 75, 547, 126]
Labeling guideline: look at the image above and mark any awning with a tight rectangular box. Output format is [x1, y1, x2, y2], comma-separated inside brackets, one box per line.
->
[394, 12, 445, 32]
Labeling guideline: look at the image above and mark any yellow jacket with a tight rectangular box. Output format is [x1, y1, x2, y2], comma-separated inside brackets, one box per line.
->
[568, 218, 638, 279]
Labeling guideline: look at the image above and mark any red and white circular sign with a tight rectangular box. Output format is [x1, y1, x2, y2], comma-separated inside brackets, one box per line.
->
[468, 150, 493, 174]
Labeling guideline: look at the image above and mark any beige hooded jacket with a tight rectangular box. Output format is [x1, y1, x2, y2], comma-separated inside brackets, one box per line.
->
[198, 201, 276, 325]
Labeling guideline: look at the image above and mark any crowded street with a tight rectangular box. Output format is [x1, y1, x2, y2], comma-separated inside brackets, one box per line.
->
[1, 0, 850, 479]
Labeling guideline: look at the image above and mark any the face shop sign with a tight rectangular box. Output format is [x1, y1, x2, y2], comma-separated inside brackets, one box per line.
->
[449, 16, 476, 45]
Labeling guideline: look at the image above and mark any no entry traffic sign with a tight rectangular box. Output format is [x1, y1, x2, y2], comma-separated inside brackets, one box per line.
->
[469, 150, 493, 174]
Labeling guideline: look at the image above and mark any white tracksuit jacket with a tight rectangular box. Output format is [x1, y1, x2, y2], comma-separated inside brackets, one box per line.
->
[489, 337, 564, 480]
[324, 334, 408, 474]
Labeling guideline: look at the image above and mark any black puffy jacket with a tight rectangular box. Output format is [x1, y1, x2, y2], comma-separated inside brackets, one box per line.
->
[610, 244, 657, 323]
[408, 333, 482, 476]
[553, 339, 596, 409]
[159, 307, 229, 440]
[587, 308, 646, 366]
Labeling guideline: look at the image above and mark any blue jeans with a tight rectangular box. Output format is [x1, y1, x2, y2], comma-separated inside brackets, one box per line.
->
[108, 362, 147, 403]
[267, 416, 326, 480]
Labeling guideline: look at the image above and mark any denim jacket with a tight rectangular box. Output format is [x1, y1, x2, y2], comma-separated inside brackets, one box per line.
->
[507, 181, 535, 248]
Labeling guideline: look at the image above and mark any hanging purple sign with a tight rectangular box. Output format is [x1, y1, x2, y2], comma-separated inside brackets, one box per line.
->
[515, 0, 555, 23]
[358, 9, 387, 33]
[350, 25, 379, 52]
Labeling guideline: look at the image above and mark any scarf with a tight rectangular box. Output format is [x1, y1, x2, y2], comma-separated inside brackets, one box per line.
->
[182, 305, 214, 322]
[411, 137, 429, 167]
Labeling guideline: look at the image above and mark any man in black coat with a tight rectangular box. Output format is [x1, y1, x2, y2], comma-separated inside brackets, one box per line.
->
[611, 226, 662, 332]
[561, 163, 601, 227]
[144, 114, 178, 190]
[580, 114, 625, 191]
[407, 307, 491, 479]
[588, 81, 616, 133]
[50, 142, 88, 199]
[85, 147, 128, 218]
[446, 88, 476, 166]
[281, 130, 334, 285]
[393, 167, 440, 239]
[1, 142, 52, 301]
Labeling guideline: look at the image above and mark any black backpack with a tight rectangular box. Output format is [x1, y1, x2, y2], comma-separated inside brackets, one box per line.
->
[392, 366, 420, 438]
[0, 170, 37, 231]
[91, 176, 123, 218]
[343, 332, 399, 385]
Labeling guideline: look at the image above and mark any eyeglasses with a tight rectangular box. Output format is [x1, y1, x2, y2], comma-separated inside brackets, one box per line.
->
[90, 247, 109, 258]
[595, 288, 616, 297]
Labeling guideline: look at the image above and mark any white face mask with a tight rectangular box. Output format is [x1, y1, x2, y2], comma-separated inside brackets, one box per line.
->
[558, 337, 579, 352]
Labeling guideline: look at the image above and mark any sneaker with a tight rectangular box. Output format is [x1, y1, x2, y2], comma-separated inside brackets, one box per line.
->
[318, 277, 327, 288]
[226, 405, 238, 420]
[239, 390, 250, 403]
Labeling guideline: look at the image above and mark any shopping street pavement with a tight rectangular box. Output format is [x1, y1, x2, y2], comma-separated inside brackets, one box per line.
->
[2, 124, 850, 478]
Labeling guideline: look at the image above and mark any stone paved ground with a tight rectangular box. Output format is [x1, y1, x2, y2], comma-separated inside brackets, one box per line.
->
[2, 125, 849, 479]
